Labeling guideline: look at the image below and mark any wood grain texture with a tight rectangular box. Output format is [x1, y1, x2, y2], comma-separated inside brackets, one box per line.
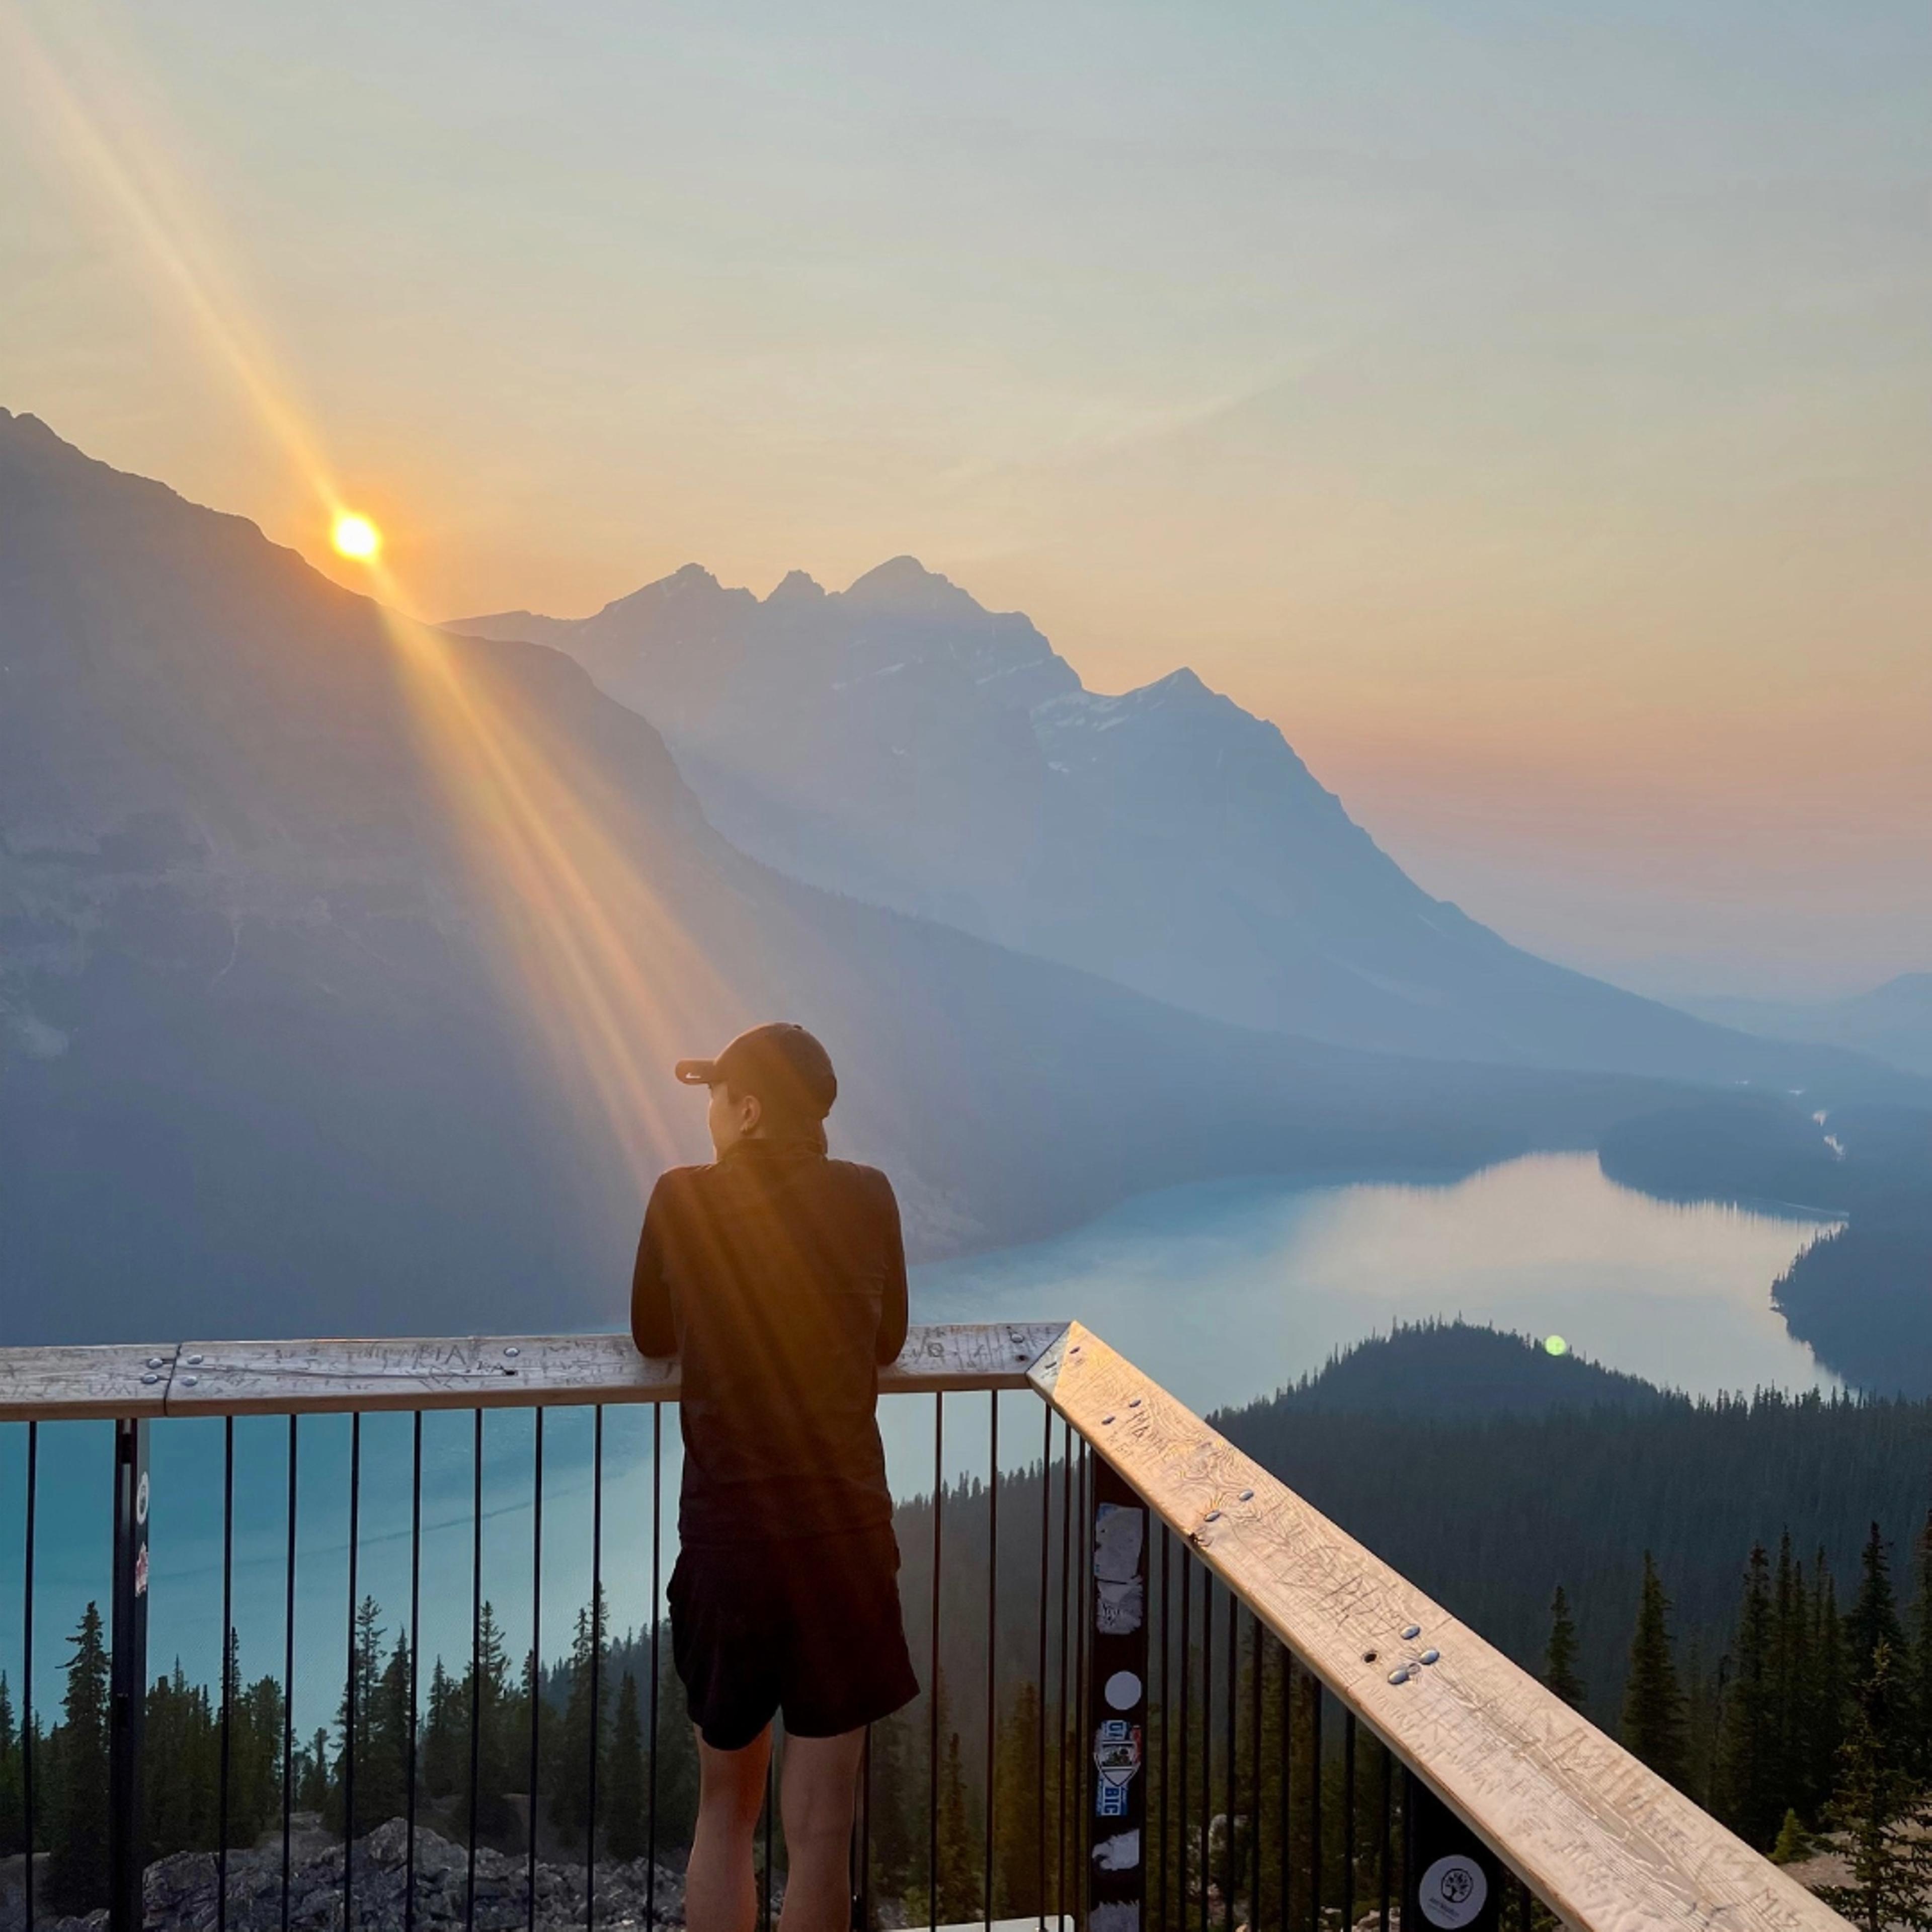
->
[0, 1344, 177, 1422]
[1032, 1322, 1844, 1932]
[0, 1323, 1068, 1420]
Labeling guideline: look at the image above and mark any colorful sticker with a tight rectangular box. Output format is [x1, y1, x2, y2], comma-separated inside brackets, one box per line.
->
[1418, 1854, 1488, 1929]
[1094, 1830, 1141, 1872]
[1093, 1720, 1143, 1819]
[1104, 1669, 1143, 1711]
[1090, 1904, 1140, 1932]
[134, 1544, 149, 1600]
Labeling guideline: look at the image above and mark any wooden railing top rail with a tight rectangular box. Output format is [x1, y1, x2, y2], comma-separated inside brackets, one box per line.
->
[0, 1322, 1068, 1422]
[1031, 1320, 1843, 1932]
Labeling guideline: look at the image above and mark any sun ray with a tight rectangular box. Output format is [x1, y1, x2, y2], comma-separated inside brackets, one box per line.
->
[4, 0, 744, 1196]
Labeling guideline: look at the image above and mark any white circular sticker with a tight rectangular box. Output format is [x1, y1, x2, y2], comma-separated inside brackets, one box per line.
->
[1419, 1854, 1487, 1929]
[1103, 1669, 1142, 1711]
[135, 1471, 150, 1527]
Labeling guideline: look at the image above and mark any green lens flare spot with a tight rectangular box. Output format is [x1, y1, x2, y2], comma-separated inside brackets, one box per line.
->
[1544, 1335, 1569, 1357]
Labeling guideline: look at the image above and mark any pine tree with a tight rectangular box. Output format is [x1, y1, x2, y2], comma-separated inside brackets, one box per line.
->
[1769, 1533, 1808, 1815]
[1911, 1510, 1932, 1780]
[1818, 1642, 1932, 1932]
[604, 1672, 648, 1862]
[935, 1709, 978, 1924]
[549, 1594, 609, 1843]
[1807, 1548, 1850, 1817]
[1621, 1554, 1688, 1788]
[0, 1672, 23, 1858]
[1719, 1545, 1780, 1847]
[991, 1680, 1044, 1917]
[1848, 1522, 1906, 1700]
[423, 1658, 463, 1799]
[331, 1597, 392, 1839]
[647, 1633, 699, 1855]
[1543, 1586, 1585, 1709]
[45, 1602, 111, 1913]
[1769, 1808, 1812, 1865]
[469, 1600, 518, 1840]
[366, 1633, 413, 1830]
[298, 1726, 334, 1815]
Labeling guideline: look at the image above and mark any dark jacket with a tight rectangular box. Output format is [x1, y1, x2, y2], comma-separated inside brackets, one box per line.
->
[631, 1139, 910, 1546]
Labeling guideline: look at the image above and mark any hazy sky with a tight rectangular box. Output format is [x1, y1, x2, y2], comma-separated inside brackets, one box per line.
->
[4, 1, 1926, 998]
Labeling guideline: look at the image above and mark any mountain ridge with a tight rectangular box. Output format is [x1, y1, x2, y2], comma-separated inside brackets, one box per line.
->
[450, 562, 1909, 1097]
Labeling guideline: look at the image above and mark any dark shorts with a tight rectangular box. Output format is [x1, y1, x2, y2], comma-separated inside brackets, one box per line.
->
[669, 1524, 920, 1751]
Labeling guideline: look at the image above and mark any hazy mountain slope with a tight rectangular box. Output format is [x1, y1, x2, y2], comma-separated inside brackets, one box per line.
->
[1681, 975, 1932, 1077]
[0, 411, 1683, 1345]
[451, 565, 1890, 1089]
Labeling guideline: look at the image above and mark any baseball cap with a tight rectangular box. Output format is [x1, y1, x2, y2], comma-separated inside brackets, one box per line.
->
[675, 1022, 839, 1120]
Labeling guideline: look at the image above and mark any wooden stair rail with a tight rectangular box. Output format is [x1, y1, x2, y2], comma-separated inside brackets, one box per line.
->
[1030, 1320, 1844, 1932]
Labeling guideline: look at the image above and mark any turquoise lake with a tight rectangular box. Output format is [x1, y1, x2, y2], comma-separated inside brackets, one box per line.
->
[1, 1151, 1836, 1729]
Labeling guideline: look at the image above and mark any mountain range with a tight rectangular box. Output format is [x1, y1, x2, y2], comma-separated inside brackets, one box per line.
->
[1680, 975, 1932, 1078]
[1, 411, 1706, 1345]
[452, 563, 1897, 1087]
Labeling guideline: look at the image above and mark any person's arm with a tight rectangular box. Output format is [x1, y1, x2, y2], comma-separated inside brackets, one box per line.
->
[630, 1177, 679, 1359]
[873, 1170, 910, 1366]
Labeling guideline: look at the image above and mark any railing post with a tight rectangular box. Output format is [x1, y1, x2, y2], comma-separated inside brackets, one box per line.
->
[109, 1415, 150, 1932]
[1086, 1452, 1149, 1932]
[1402, 1771, 1502, 1932]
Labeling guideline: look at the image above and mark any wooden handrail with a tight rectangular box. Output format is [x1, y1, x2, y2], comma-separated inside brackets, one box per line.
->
[1030, 1320, 1843, 1932]
[0, 1322, 1069, 1421]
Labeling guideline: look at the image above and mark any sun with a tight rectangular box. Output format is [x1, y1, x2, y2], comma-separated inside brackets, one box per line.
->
[331, 512, 381, 560]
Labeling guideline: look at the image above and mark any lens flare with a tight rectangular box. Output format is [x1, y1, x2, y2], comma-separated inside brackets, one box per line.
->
[332, 513, 381, 560]
[1545, 1335, 1569, 1357]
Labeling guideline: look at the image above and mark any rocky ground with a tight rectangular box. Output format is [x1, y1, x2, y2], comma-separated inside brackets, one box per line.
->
[6, 1819, 689, 1932]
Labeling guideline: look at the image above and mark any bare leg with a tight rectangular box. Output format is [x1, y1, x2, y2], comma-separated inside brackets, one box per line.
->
[776, 1729, 867, 1932]
[687, 1725, 774, 1932]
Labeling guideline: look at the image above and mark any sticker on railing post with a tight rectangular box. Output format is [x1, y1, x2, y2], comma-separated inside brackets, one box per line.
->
[1088, 1461, 1148, 1932]
[1404, 1770, 1503, 1931]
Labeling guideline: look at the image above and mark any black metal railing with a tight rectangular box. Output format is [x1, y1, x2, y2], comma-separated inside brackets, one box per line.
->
[0, 1325, 1812, 1932]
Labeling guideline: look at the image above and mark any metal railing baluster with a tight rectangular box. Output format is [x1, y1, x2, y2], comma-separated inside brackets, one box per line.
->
[1278, 1644, 1293, 1932]
[647, 1402, 660, 1932]
[1177, 1540, 1191, 1932]
[1036, 1401, 1052, 1932]
[408, 1412, 424, 1932]
[1379, 1737, 1393, 1932]
[1190, 1561, 1205, 1932]
[527, 1411, 542, 1932]
[1224, 1587, 1236, 1932]
[762, 1749, 775, 1932]
[1157, 1523, 1170, 1932]
[1342, 1709, 1357, 1932]
[281, 1417, 297, 1932]
[347, 1412, 361, 1932]
[1307, 1672, 1322, 1932]
[21, 1420, 35, 1932]
[1056, 1416, 1073, 1924]
[467, 1409, 484, 1932]
[929, 1391, 945, 1930]
[983, 1389, 998, 1928]
[588, 1405, 604, 1932]
[218, 1417, 233, 1932]
[1247, 1608, 1261, 1932]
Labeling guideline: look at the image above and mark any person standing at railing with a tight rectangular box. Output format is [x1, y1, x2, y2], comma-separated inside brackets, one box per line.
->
[631, 1022, 918, 1932]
